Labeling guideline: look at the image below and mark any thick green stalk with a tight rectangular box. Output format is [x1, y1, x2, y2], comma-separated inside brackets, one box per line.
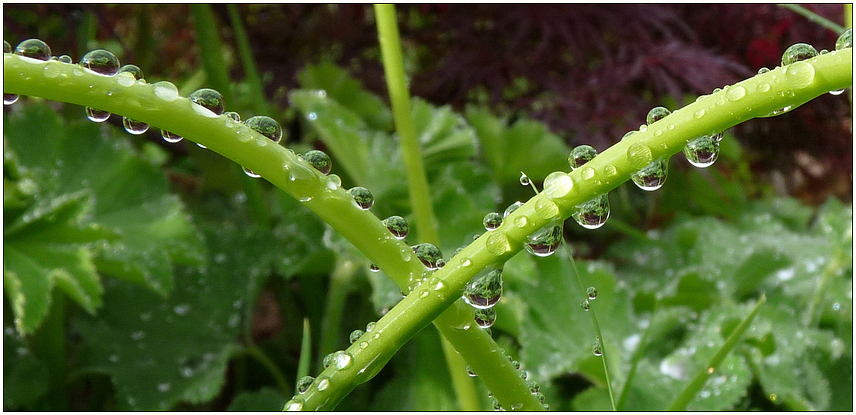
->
[5, 49, 851, 411]
[374, 4, 439, 245]
[373, 4, 479, 410]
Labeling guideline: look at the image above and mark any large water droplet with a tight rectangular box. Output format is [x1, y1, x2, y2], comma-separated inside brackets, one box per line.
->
[287, 162, 319, 201]
[349, 329, 365, 344]
[118, 64, 144, 82]
[296, 376, 314, 394]
[646, 106, 671, 125]
[483, 212, 503, 230]
[4, 94, 19, 105]
[534, 197, 559, 220]
[348, 186, 374, 210]
[683, 135, 720, 168]
[785, 61, 815, 89]
[725, 85, 747, 101]
[569, 145, 597, 170]
[3, 40, 10, 53]
[485, 232, 512, 256]
[15, 39, 51, 61]
[331, 350, 354, 370]
[466, 365, 477, 377]
[543, 171, 575, 199]
[756, 83, 771, 93]
[123, 117, 149, 135]
[412, 243, 443, 269]
[474, 307, 497, 328]
[303, 150, 332, 175]
[572, 194, 610, 229]
[519, 172, 530, 186]
[284, 398, 304, 411]
[244, 116, 283, 143]
[463, 268, 503, 309]
[503, 201, 524, 217]
[782, 43, 818, 66]
[382, 216, 409, 239]
[189, 88, 225, 116]
[153, 81, 179, 101]
[836, 28, 852, 50]
[626, 142, 653, 170]
[525, 220, 563, 257]
[85, 107, 110, 123]
[161, 130, 183, 143]
[631, 157, 668, 191]
[586, 286, 598, 300]
[80, 49, 119, 76]
[592, 339, 603, 356]
[42, 60, 61, 78]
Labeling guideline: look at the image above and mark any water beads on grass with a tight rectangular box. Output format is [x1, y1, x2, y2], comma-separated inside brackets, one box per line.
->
[462, 268, 503, 309]
[15, 38, 51, 61]
[382, 216, 409, 239]
[303, 150, 332, 175]
[646, 106, 671, 125]
[525, 220, 563, 257]
[569, 145, 597, 170]
[573, 193, 610, 229]
[189, 88, 226, 116]
[412, 243, 443, 269]
[781, 43, 818, 66]
[483, 212, 503, 230]
[296, 376, 314, 394]
[631, 157, 668, 191]
[244, 115, 283, 143]
[347, 186, 374, 210]
[119, 65, 149, 134]
[683, 134, 720, 168]
[836, 28, 852, 51]
[474, 307, 497, 328]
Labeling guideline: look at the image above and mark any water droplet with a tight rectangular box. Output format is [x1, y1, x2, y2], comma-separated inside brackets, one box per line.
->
[756, 83, 771, 93]
[693, 109, 705, 119]
[785, 60, 815, 89]
[581, 300, 590, 311]
[369, 262, 380, 272]
[287, 162, 319, 201]
[569, 145, 597, 170]
[284, 398, 304, 411]
[757, 67, 770, 74]
[592, 339, 603, 356]
[626, 142, 653, 170]
[348, 186, 374, 210]
[519, 172, 530, 186]
[42, 60, 61, 78]
[463, 268, 503, 309]
[513, 215, 530, 230]
[631, 157, 668, 191]
[4, 94, 19, 105]
[527, 380, 541, 394]
[646, 106, 671, 125]
[173, 304, 190, 315]
[581, 166, 595, 181]
[303, 150, 332, 175]
[412, 243, 443, 269]
[157, 382, 171, 392]
[492, 398, 502, 411]
[474, 307, 497, 328]
[244, 115, 283, 143]
[330, 350, 354, 370]
[534, 197, 559, 220]
[683, 135, 720, 168]
[725, 85, 747, 101]
[15, 39, 51, 61]
[117, 64, 144, 82]
[572, 194, 610, 229]
[836, 28, 852, 50]
[296, 376, 314, 394]
[80, 49, 119, 76]
[159, 129, 182, 143]
[503, 201, 524, 217]
[85, 107, 110, 122]
[123, 117, 149, 135]
[525, 220, 563, 257]
[366, 321, 376, 332]
[382, 216, 409, 239]
[829, 88, 845, 96]
[3, 40, 10, 53]
[189, 88, 225, 116]
[322, 352, 334, 369]
[483, 212, 503, 230]
[782, 43, 818, 66]
[466, 365, 477, 377]
[325, 174, 341, 190]
[153, 81, 179, 101]
[510, 402, 524, 410]
[349, 329, 365, 344]
[586, 286, 598, 300]
[485, 232, 512, 256]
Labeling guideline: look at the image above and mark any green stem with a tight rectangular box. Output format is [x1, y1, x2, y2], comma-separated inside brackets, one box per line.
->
[666, 294, 766, 411]
[5, 48, 851, 411]
[243, 342, 291, 395]
[778, 4, 846, 33]
[803, 246, 847, 327]
[190, 4, 234, 105]
[374, 4, 479, 410]
[226, 3, 271, 116]
[374, 4, 439, 245]
[297, 318, 312, 382]
[615, 301, 661, 410]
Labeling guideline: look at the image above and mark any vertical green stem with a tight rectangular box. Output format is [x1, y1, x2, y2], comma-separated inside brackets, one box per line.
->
[374, 4, 478, 410]
[226, 3, 271, 116]
[190, 4, 234, 105]
[30, 292, 67, 411]
[374, 3, 439, 245]
[778, 4, 846, 33]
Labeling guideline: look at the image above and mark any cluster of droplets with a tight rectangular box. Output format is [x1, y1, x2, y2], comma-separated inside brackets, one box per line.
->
[462, 267, 503, 328]
[473, 351, 548, 411]
[628, 108, 670, 191]
[568, 145, 610, 229]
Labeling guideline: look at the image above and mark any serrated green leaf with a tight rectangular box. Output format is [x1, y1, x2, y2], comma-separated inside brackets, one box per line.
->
[73, 226, 272, 410]
[411, 98, 476, 171]
[296, 62, 393, 131]
[227, 388, 289, 411]
[3, 322, 50, 409]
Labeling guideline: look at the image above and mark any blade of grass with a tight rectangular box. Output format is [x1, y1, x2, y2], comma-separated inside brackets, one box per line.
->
[226, 4, 271, 117]
[297, 318, 312, 382]
[778, 4, 846, 33]
[666, 294, 767, 410]
[189, 4, 233, 105]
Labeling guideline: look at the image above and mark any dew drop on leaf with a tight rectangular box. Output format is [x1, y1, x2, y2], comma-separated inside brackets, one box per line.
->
[243, 167, 260, 178]
[463, 268, 503, 309]
[592, 339, 603, 356]
[581, 300, 590, 311]
[782, 43, 818, 66]
[626, 142, 653, 170]
[572, 194, 610, 229]
[569, 145, 597, 170]
[543, 171, 575, 199]
[485, 232, 512, 256]
[331, 350, 354, 370]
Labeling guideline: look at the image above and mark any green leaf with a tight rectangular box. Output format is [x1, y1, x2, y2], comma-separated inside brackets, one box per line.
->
[465, 107, 570, 188]
[411, 98, 476, 171]
[3, 321, 50, 409]
[73, 226, 272, 410]
[3, 103, 204, 306]
[227, 388, 288, 411]
[297, 62, 393, 131]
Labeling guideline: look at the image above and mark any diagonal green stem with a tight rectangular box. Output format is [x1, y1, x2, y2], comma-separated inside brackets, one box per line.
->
[666, 294, 766, 410]
[778, 4, 846, 33]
